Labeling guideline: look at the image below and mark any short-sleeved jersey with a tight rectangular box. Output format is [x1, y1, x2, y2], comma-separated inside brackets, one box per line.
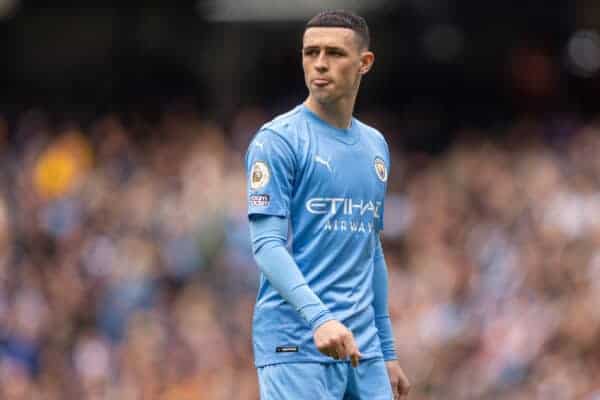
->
[246, 104, 390, 367]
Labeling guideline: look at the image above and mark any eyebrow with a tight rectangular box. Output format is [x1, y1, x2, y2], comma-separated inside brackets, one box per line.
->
[302, 45, 347, 52]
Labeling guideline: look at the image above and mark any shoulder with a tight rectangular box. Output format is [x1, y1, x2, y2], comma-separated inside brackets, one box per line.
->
[249, 106, 306, 152]
[354, 119, 389, 150]
[246, 106, 306, 166]
[260, 106, 306, 141]
[264, 106, 304, 129]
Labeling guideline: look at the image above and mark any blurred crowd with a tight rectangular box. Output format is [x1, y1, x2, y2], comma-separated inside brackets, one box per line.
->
[0, 105, 599, 399]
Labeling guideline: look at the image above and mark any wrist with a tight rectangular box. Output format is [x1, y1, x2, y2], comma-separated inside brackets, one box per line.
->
[310, 312, 336, 333]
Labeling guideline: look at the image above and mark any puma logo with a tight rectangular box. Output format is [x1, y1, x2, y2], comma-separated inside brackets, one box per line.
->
[254, 140, 264, 150]
[314, 155, 332, 172]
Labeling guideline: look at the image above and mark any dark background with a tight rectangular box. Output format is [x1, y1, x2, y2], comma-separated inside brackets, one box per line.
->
[2, 1, 599, 151]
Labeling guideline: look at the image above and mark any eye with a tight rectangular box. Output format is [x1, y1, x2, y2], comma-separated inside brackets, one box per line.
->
[327, 49, 345, 57]
[303, 49, 319, 57]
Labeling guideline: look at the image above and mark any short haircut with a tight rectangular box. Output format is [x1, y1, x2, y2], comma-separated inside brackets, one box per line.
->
[305, 10, 370, 49]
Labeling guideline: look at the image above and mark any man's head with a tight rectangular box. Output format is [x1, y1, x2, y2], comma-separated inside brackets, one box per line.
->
[306, 9, 370, 50]
[302, 10, 375, 106]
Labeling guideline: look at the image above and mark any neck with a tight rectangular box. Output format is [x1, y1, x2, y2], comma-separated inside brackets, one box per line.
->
[304, 95, 356, 130]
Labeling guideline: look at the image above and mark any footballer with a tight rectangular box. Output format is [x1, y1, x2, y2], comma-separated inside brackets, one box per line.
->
[245, 9, 410, 399]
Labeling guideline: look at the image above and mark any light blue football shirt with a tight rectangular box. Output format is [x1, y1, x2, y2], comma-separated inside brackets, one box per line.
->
[246, 104, 390, 367]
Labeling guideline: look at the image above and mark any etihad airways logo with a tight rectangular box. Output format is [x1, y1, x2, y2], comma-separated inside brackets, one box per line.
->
[305, 198, 381, 218]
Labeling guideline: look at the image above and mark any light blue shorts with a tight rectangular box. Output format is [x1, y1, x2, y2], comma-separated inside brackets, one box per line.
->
[257, 358, 393, 400]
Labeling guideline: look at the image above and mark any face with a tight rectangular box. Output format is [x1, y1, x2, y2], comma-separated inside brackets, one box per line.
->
[302, 27, 374, 105]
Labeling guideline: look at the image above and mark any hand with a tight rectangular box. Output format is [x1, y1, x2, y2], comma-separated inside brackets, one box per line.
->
[385, 360, 410, 399]
[313, 320, 362, 367]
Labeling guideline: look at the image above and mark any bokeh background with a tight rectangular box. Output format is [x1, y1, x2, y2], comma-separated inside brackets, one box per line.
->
[2, 1, 600, 399]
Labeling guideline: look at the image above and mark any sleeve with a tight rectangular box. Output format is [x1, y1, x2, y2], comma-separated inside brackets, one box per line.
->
[245, 129, 296, 218]
[372, 234, 398, 361]
[250, 214, 335, 332]
[374, 136, 391, 232]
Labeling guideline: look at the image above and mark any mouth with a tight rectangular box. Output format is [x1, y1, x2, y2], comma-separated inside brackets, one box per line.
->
[312, 78, 331, 87]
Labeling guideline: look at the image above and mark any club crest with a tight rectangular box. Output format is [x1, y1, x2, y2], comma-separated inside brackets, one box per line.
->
[251, 161, 270, 189]
[374, 157, 387, 182]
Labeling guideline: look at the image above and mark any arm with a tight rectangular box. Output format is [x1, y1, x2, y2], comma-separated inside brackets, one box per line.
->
[373, 234, 411, 397]
[372, 233, 397, 361]
[249, 213, 334, 332]
[246, 130, 360, 365]
[250, 214, 362, 365]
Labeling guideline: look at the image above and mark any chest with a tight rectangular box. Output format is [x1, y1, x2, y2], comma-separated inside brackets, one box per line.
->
[295, 133, 387, 202]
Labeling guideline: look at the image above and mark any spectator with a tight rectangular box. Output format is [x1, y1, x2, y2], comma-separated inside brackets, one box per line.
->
[0, 105, 599, 399]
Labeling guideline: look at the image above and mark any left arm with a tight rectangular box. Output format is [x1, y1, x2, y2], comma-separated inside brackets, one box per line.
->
[373, 234, 397, 361]
[373, 234, 411, 398]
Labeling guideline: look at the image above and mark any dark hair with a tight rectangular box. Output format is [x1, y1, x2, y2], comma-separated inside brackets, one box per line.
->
[305, 10, 370, 49]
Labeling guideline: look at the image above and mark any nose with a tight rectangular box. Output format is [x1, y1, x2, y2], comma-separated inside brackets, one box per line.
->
[314, 52, 328, 72]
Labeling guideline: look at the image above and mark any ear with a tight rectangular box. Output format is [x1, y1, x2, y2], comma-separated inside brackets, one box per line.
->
[359, 51, 375, 75]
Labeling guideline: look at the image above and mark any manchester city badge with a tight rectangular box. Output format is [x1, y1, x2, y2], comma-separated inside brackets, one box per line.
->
[374, 157, 387, 182]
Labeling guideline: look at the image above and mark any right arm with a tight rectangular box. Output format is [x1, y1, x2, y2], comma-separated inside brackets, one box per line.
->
[246, 129, 360, 364]
[249, 214, 362, 365]
[249, 213, 333, 332]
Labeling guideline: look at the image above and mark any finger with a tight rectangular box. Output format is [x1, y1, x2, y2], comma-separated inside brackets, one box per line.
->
[343, 336, 361, 367]
[332, 349, 340, 360]
[399, 376, 411, 395]
[337, 337, 350, 360]
[349, 348, 362, 367]
[326, 348, 339, 360]
[333, 340, 344, 360]
[347, 342, 360, 367]
[320, 342, 338, 359]
[390, 381, 399, 399]
[321, 348, 334, 359]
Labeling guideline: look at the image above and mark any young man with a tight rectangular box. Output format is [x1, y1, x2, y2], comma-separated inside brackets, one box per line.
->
[246, 10, 411, 399]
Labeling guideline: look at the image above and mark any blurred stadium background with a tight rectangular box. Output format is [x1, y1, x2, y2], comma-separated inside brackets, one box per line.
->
[1, 0, 600, 399]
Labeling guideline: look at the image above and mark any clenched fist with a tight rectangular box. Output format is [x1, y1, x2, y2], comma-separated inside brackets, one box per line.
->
[313, 320, 362, 367]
